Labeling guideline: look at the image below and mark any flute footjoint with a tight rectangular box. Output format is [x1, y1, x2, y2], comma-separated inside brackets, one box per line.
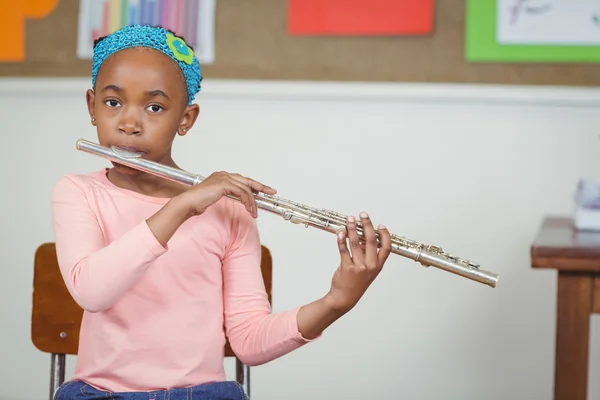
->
[75, 138, 499, 288]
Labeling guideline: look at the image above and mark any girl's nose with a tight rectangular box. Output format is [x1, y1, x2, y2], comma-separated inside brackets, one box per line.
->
[118, 108, 142, 135]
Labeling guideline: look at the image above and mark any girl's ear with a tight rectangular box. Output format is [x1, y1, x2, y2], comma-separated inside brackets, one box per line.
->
[178, 104, 200, 136]
[86, 89, 96, 125]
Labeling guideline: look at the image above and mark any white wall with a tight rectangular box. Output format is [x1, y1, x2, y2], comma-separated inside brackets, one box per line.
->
[1, 77, 600, 400]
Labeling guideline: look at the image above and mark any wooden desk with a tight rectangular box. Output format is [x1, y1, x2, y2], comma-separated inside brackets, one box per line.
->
[531, 216, 600, 400]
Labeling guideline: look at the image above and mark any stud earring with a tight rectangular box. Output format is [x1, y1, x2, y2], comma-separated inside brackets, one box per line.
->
[91, 117, 96, 125]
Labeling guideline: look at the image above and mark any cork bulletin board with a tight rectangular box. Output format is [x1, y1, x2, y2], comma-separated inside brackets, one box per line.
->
[2, 0, 600, 86]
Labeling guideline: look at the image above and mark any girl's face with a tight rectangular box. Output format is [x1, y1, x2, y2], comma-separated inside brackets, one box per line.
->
[86, 47, 199, 175]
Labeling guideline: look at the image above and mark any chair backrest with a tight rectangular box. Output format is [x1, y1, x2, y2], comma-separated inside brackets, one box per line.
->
[31, 243, 81, 356]
[31, 242, 272, 399]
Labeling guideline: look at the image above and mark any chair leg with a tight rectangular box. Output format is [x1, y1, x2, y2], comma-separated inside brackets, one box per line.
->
[50, 354, 65, 400]
[235, 358, 250, 399]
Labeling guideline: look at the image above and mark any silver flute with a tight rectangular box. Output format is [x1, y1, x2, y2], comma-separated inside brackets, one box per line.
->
[76, 139, 499, 288]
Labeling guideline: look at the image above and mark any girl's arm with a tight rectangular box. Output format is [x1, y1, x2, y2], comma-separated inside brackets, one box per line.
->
[51, 175, 183, 313]
[221, 201, 315, 366]
[296, 214, 392, 338]
[52, 171, 275, 314]
[222, 203, 392, 366]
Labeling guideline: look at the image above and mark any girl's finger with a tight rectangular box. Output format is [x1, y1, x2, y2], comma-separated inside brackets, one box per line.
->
[224, 182, 256, 217]
[346, 216, 363, 264]
[223, 185, 250, 213]
[337, 228, 352, 265]
[377, 225, 392, 269]
[228, 178, 259, 217]
[249, 179, 277, 195]
[359, 212, 378, 267]
[231, 174, 277, 195]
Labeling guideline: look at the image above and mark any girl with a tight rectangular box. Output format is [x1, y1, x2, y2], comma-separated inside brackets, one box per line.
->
[51, 24, 392, 400]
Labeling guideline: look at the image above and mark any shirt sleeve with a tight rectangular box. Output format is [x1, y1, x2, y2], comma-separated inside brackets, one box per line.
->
[221, 201, 318, 366]
[51, 175, 167, 313]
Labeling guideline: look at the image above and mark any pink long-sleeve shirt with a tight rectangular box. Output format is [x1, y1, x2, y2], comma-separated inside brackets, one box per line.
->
[51, 169, 313, 392]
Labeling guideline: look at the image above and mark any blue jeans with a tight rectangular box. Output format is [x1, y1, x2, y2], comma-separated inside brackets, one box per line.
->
[53, 380, 248, 400]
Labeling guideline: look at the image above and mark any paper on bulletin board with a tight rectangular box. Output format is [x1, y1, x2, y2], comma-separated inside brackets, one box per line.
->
[465, 0, 600, 62]
[497, 0, 600, 45]
[76, 0, 216, 64]
[287, 0, 434, 35]
[0, 0, 59, 62]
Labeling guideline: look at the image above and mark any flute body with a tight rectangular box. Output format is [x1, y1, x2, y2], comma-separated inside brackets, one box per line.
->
[75, 139, 499, 288]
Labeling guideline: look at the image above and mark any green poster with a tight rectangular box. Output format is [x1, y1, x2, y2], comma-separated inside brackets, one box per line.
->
[465, 0, 600, 62]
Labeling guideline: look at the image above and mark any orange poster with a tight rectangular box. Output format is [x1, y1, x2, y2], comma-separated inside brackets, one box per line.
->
[287, 0, 434, 36]
[0, 0, 59, 62]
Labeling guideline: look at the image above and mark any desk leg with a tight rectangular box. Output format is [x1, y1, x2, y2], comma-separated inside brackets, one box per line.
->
[554, 271, 592, 400]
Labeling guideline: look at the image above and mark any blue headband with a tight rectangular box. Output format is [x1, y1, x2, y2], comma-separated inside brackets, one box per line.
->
[91, 25, 201, 105]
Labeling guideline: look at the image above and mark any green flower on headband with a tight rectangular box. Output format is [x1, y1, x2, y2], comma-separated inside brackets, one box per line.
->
[166, 33, 194, 65]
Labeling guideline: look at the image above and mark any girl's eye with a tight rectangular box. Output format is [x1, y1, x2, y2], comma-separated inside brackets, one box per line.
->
[146, 104, 163, 113]
[104, 99, 120, 108]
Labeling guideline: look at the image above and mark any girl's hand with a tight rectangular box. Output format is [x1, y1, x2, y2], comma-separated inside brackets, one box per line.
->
[180, 171, 276, 218]
[325, 212, 392, 314]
